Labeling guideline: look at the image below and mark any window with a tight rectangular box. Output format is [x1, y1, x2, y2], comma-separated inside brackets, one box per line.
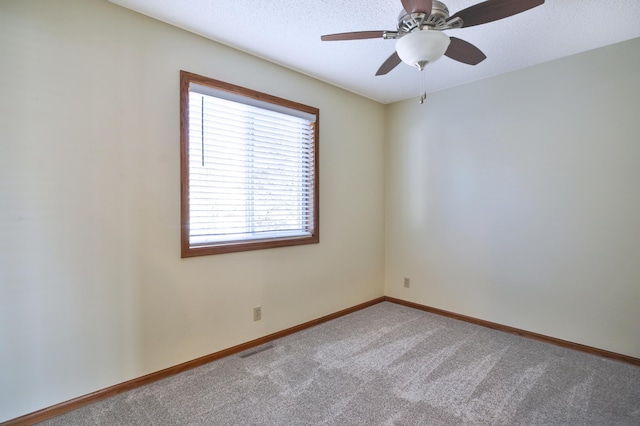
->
[180, 71, 319, 257]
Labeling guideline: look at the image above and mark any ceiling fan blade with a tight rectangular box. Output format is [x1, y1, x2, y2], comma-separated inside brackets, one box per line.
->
[401, 0, 433, 15]
[448, 0, 544, 28]
[321, 31, 385, 41]
[445, 37, 487, 65]
[376, 52, 402, 76]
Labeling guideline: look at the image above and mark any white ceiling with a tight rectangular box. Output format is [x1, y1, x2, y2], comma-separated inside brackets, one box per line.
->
[108, 0, 640, 104]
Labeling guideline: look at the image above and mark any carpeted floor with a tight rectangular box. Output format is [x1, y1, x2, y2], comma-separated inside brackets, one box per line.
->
[41, 302, 640, 425]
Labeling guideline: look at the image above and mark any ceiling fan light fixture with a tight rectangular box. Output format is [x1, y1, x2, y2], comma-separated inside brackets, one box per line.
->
[396, 29, 450, 70]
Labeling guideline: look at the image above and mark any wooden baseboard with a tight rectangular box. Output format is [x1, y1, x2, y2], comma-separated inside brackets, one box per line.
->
[384, 296, 640, 367]
[3, 297, 385, 426]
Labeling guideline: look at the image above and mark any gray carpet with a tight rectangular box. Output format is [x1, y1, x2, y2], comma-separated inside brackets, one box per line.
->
[41, 302, 640, 425]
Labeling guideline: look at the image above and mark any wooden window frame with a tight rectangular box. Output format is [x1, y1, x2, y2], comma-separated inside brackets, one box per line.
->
[180, 71, 319, 257]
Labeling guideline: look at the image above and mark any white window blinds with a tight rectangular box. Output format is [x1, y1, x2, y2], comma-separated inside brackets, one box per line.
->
[187, 85, 317, 248]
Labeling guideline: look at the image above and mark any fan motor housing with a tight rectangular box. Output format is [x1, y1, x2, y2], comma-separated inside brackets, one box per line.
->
[398, 0, 451, 33]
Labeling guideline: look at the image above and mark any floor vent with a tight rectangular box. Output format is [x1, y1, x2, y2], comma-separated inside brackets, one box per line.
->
[239, 344, 274, 358]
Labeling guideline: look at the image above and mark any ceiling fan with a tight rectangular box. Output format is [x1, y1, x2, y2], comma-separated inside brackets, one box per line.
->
[321, 0, 545, 77]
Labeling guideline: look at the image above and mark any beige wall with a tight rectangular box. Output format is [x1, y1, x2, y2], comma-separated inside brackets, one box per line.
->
[0, 0, 385, 421]
[385, 38, 640, 359]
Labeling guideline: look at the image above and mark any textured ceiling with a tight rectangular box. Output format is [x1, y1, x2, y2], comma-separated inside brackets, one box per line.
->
[108, 0, 640, 104]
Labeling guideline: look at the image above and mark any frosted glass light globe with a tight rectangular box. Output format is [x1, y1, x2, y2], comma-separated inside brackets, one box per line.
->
[396, 30, 451, 69]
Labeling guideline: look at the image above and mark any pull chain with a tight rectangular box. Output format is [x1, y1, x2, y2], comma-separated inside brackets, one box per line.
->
[419, 69, 427, 104]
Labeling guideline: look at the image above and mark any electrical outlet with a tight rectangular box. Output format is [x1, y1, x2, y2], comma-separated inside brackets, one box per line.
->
[253, 306, 262, 321]
[403, 277, 411, 288]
